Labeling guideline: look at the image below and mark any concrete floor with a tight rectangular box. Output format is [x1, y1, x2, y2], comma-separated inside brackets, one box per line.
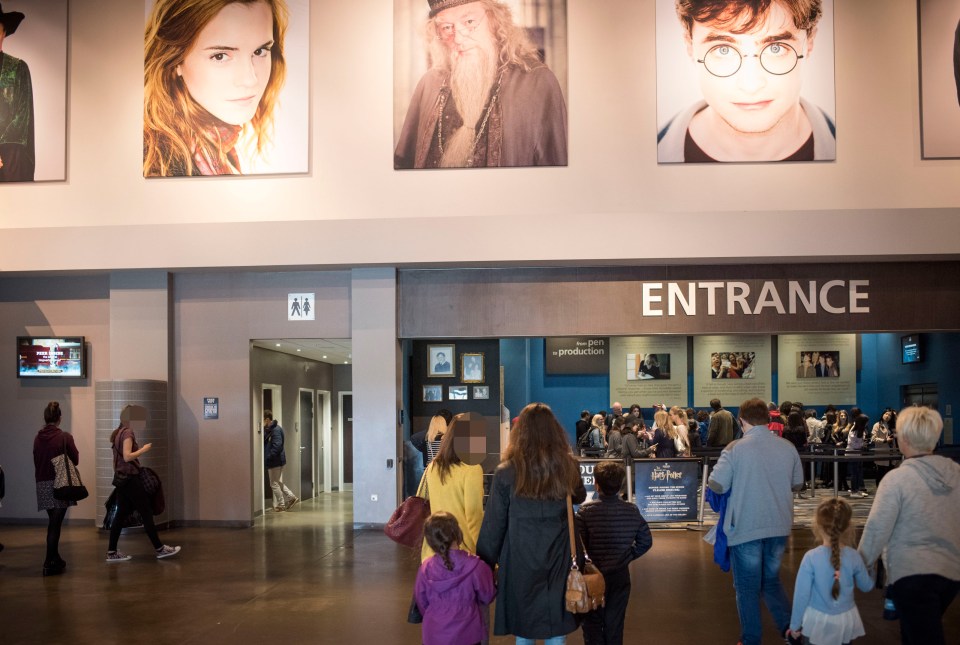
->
[0, 493, 957, 644]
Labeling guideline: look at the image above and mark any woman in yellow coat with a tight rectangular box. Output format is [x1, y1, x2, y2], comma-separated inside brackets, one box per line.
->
[421, 413, 485, 561]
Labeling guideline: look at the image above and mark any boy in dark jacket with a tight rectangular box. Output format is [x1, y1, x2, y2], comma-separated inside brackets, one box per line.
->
[576, 461, 653, 644]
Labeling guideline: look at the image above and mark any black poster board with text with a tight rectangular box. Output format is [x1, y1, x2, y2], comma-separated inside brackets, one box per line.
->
[634, 459, 699, 522]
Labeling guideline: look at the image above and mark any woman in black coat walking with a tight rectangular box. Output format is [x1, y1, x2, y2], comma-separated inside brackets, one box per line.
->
[477, 403, 587, 644]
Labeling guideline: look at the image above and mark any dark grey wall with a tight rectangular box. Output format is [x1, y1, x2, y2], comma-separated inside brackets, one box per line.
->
[250, 347, 338, 502]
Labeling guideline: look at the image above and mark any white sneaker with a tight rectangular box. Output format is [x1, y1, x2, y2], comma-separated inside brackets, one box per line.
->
[156, 545, 181, 560]
[106, 551, 132, 562]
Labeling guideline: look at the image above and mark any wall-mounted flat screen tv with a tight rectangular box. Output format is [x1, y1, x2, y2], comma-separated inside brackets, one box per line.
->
[901, 334, 922, 365]
[17, 336, 86, 378]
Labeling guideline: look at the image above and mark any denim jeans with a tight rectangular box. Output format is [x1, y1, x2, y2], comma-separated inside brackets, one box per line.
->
[729, 536, 791, 645]
[516, 637, 566, 645]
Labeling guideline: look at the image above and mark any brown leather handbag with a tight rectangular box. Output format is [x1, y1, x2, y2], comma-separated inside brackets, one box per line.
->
[384, 470, 430, 549]
[564, 494, 605, 613]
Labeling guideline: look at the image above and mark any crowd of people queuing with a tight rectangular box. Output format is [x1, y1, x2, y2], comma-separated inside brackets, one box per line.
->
[407, 397, 957, 645]
[575, 398, 912, 498]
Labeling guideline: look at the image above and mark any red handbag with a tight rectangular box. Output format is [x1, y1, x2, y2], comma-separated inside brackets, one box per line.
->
[384, 471, 430, 548]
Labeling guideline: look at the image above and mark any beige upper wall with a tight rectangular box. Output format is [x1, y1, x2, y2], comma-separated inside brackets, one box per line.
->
[1, 0, 958, 271]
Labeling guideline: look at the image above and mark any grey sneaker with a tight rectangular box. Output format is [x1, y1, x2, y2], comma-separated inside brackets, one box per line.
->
[155, 545, 181, 560]
[273, 505, 286, 512]
[106, 551, 132, 562]
[286, 497, 300, 509]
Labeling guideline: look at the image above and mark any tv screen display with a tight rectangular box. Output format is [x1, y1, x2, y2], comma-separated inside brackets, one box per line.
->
[901, 334, 922, 364]
[17, 337, 86, 378]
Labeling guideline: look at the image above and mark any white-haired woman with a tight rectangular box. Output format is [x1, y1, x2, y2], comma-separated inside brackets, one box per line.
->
[858, 407, 960, 645]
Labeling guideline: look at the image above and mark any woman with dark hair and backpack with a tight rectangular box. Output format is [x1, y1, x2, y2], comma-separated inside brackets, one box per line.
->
[106, 404, 180, 562]
[477, 403, 587, 644]
[32, 401, 78, 576]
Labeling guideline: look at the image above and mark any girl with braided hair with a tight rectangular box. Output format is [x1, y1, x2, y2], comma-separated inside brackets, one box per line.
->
[788, 498, 873, 645]
[415, 511, 496, 645]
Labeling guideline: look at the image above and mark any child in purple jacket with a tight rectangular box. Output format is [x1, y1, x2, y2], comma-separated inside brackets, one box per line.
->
[415, 512, 496, 645]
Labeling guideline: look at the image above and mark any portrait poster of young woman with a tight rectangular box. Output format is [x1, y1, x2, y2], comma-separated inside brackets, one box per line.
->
[143, 0, 308, 177]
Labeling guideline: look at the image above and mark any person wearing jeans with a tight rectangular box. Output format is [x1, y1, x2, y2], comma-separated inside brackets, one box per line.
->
[729, 536, 792, 645]
[708, 398, 804, 645]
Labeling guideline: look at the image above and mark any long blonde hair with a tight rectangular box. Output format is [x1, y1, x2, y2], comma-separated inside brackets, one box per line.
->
[143, 0, 288, 176]
[426, 414, 447, 442]
[669, 406, 691, 454]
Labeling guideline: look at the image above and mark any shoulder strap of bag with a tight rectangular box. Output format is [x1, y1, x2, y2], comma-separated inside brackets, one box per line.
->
[416, 467, 429, 499]
[62, 436, 73, 486]
[566, 494, 578, 569]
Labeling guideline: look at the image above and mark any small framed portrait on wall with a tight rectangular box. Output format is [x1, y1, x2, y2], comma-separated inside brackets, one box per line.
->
[423, 385, 443, 402]
[428, 344, 455, 377]
[461, 353, 484, 383]
[473, 386, 490, 400]
[449, 386, 468, 400]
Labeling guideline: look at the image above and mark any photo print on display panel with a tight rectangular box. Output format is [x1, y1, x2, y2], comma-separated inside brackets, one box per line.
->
[796, 350, 839, 378]
[423, 384, 443, 402]
[393, 0, 569, 169]
[710, 351, 756, 379]
[449, 385, 468, 400]
[143, 0, 310, 177]
[627, 353, 671, 380]
[473, 385, 489, 399]
[428, 344, 455, 377]
[918, 0, 960, 158]
[0, 0, 69, 182]
[655, 0, 837, 163]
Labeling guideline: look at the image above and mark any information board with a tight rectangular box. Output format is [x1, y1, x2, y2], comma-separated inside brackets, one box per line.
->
[578, 459, 602, 505]
[634, 459, 699, 522]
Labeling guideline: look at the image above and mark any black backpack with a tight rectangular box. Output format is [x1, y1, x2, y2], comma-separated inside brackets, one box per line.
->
[577, 430, 592, 449]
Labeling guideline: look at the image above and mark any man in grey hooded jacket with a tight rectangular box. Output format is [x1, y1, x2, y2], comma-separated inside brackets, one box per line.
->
[859, 406, 960, 645]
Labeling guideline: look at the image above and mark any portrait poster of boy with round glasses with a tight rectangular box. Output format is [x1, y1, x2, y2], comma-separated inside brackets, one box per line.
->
[656, 0, 835, 163]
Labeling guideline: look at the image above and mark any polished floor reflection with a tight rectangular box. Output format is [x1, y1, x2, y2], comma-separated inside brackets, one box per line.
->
[0, 493, 957, 644]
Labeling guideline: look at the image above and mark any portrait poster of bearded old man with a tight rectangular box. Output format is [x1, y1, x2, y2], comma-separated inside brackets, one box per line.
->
[143, 0, 309, 177]
[918, 0, 960, 159]
[394, 0, 568, 169]
[655, 0, 836, 164]
[0, 1, 67, 182]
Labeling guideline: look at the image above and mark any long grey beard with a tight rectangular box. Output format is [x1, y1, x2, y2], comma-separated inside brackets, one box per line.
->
[441, 52, 495, 168]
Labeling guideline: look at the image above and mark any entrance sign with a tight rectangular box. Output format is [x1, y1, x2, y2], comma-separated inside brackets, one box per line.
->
[399, 263, 960, 338]
[634, 459, 699, 522]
